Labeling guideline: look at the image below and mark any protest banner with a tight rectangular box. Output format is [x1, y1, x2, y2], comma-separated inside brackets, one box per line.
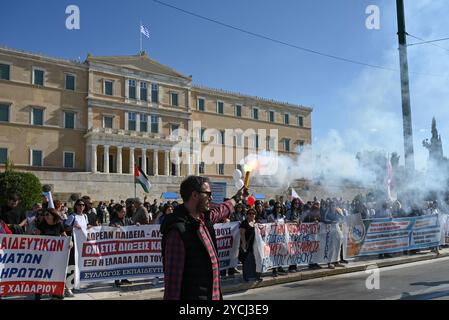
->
[214, 222, 240, 270]
[254, 222, 344, 273]
[440, 214, 449, 245]
[74, 225, 162, 287]
[0, 234, 70, 296]
[346, 214, 442, 257]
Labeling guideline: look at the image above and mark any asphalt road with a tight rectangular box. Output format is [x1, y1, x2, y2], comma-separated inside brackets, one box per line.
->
[225, 256, 449, 300]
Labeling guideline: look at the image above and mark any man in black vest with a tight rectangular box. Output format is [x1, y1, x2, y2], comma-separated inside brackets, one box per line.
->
[161, 175, 244, 300]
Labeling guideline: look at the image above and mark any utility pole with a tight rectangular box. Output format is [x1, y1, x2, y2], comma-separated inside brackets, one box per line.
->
[396, 0, 415, 176]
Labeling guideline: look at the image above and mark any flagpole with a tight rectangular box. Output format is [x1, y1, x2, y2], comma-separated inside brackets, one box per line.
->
[134, 163, 137, 199]
[140, 20, 142, 53]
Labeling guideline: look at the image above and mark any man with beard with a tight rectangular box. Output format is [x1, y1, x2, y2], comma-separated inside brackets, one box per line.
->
[161, 176, 245, 300]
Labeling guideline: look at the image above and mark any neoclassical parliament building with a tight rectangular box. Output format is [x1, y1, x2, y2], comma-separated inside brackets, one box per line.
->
[0, 46, 312, 201]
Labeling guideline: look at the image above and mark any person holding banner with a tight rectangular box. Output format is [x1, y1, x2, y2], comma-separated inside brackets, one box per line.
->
[286, 198, 302, 222]
[255, 200, 268, 223]
[268, 203, 288, 276]
[109, 204, 134, 286]
[161, 175, 245, 300]
[240, 208, 261, 282]
[35, 208, 72, 299]
[0, 194, 27, 234]
[64, 199, 91, 298]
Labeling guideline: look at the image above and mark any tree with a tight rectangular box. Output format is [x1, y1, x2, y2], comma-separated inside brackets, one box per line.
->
[0, 161, 42, 210]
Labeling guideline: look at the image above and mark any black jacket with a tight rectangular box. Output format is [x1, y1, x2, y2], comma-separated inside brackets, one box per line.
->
[160, 204, 221, 300]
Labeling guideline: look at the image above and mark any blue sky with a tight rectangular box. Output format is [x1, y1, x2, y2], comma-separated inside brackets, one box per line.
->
[1, 0, 449, 171]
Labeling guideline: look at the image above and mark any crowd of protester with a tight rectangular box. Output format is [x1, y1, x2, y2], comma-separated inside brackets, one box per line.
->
[1, 189, 448, 299]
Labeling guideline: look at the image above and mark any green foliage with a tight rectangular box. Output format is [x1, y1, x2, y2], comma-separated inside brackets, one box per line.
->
[0, 168, 42, 211]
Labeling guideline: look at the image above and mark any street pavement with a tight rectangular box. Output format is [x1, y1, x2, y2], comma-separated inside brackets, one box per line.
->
[226, 256, 449, 300]
[3, 248, 449, 300]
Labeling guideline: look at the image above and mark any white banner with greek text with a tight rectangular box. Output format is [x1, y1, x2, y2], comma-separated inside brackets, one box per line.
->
[0, 234, 70, 296]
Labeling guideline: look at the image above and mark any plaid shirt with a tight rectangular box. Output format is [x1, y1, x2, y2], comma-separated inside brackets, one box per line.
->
[163, 200, 234, 300]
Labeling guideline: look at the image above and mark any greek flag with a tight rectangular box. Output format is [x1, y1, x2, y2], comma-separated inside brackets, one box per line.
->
[140, 25, 150, 39]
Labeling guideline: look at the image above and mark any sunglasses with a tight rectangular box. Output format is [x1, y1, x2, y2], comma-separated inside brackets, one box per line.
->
[197, 191, 212, 198]
[77, 203, 85, 206]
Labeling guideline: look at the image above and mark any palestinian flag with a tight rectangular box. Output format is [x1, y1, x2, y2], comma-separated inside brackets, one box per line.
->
[135, 163, 151, 193]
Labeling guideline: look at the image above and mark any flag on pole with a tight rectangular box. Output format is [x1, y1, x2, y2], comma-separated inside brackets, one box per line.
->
[291, 188, 305, 205]
[140, 24, 150, 39]
[135, 163, 151, 193]
[386, 156, 396, 201]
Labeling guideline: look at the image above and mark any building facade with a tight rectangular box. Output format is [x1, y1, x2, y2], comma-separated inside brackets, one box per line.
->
[0, 47, 312, 202]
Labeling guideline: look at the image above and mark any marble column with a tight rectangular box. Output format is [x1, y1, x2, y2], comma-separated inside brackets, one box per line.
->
[117, 146, 123, 174]
[153, 150, 159, 176]
[91, 144, 97, 173]
[141, 147, 147, 174]
[176, 154, 181, 177]
[164, 150, 169, 176]
[129, 147, 135, 174]
[103, 145, 110, 173]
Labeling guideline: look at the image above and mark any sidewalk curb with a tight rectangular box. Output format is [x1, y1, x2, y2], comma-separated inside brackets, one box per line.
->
[82, 251, 449, 300]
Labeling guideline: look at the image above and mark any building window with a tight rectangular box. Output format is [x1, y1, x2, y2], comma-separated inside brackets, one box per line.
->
[0, 63, 10, 80]
[235, 133, 243, 147]
[64, 112, 75, 129]
[128, 112, 136, 131]
[32, 108, 44, 126]
[298, 140, 305, 152]
[65, 74, 75, 91]
[298, 116, 304, 127]
[103, 116, 113, 129]
[255, 134, 259, 149]
[32, 150, 43, 167]
[64, 152, 75, 169]
[104, 80, 113, 96]
[170, 92, 179, 106]
[200, 128, 206, 143]
[150, 115, 159, 133]
[171, 124, 180, 135]
[140, 82, 148, 101]
[129, 80, 136, 99]
[269, 111, 275, 122]
[235, 104, 242, 117]
[33, 69, 44, 86]
[151, 84, 159, 103]
[220, 130, 225, 145]
[267, 136, 276, 151]
[217, 101, 224, 114]
[0, 148, 7, 164]
[199, 162, 205, 174]
[284, 113, 290, 125]
[284, 139, 290, 152]
[0, 104, 9, 122]
[140, 114, 148, 132]
[252, 108, 259, 120]
[198, 98, 205, 111]
[171, 163, 176, 176]
[218, 164, 224, 175]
